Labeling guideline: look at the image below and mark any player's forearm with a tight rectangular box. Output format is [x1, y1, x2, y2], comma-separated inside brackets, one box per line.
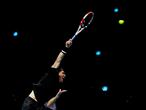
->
[51, 51, 66, 68]
[46, 96, 59, 107]
[51, 39, 72, 69]
[46, 89, 67, 108]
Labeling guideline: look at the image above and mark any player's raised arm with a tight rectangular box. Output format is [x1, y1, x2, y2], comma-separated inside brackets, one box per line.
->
[51, 39, 72, 69]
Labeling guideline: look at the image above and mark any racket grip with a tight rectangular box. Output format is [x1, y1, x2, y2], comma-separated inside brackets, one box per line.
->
[71, 35, 76, 41]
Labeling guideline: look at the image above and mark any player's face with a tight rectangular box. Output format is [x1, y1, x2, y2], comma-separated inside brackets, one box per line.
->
[58, 69, 66, 83]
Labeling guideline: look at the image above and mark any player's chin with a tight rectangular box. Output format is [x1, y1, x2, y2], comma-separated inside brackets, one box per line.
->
[59, 79, 64, 83]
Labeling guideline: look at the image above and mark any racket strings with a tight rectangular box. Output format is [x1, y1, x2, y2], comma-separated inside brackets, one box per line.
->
[80, 15, 93, 28]
[71, 11, 94, 40]
[80, 19, 85, 28]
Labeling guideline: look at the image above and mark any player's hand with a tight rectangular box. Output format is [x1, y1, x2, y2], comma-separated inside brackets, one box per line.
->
[56, 89, 67, 98]
[65, 39, 72, 48]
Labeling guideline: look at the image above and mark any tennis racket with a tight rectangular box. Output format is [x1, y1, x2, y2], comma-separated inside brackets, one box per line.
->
[71, 11, 94, 41]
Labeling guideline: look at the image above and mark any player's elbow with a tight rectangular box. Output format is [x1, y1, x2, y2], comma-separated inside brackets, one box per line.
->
[51, 62, 60, 69]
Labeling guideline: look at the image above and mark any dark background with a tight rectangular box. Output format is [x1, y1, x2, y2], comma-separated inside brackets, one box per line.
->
[0, 0, 144, 110]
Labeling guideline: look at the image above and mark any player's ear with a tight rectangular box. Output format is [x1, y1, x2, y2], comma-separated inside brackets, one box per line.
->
[57, 66, 62, 73]
[60, 67, 64, 71]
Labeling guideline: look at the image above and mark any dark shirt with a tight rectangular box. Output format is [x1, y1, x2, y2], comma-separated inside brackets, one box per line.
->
[33, 67, 60, 104]
[22, 96, 52, 110]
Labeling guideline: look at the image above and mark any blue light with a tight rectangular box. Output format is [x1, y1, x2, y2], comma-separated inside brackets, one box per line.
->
[114, 8, 119, 13]
[102, 86, 108, 92]
[13, 32, 18, 37]
[96, 50, 101, 56]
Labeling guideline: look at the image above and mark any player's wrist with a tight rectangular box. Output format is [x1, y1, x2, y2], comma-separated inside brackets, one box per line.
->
[55, 93, 61, 99]
[61, 50, 67, 54]
[61, 46, 69, 54]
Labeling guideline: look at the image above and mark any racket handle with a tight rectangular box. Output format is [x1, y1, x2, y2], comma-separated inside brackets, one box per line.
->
[71, 34, 76, 41]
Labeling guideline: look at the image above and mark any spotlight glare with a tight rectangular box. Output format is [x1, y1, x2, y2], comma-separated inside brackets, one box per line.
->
[13, 32, 18, 37]
[114, 8, 119, 13]
[96, 50, 101, 56]
[102, 86, 108, 92]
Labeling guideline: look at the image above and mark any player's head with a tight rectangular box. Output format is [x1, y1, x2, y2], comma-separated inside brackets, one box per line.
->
[58, 68, 66, 83]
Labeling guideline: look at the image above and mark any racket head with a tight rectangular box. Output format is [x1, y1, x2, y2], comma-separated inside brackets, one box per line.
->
[71, 11, 94, 41]
[80, 11, 94, 28]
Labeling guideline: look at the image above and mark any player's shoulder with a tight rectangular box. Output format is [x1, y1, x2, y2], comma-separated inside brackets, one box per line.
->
[48, 67, 59, 74]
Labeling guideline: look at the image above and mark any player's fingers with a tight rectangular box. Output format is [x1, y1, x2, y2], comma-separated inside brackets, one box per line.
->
[61, 90, 67, 93]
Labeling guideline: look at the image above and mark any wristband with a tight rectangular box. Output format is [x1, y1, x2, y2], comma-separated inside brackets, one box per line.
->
[61, 50, 67, 54]
[62, 46, 69, 53]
